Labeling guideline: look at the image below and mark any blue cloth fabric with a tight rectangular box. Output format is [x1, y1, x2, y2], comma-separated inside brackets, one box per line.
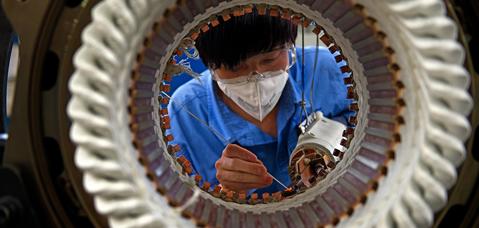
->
[166, 46, 353, 195]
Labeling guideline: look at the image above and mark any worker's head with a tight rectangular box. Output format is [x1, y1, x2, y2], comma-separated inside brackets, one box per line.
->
[195, 8, 298, 80]
[195, 8, 298, 121]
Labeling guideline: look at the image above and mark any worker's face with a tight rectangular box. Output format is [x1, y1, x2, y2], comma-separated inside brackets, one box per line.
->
[213, 46, 290, 80]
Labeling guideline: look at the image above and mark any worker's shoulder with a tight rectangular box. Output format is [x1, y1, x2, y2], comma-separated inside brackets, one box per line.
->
[169, 75, 209, 111]
[299, 46, 336, 60]
[300, 45, 330, 53]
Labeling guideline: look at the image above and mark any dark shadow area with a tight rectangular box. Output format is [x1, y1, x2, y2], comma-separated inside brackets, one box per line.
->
[41, 51, 59, 91]
[64, 0, 83, 8]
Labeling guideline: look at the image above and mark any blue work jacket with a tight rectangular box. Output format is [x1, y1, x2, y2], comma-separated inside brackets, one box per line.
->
[166, 47, 353, 195]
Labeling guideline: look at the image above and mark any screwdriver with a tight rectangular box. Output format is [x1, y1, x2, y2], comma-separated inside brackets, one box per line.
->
[269, 172, 288, 190]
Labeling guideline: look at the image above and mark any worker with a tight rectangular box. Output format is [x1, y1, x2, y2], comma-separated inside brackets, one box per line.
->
[166, 7, 353, 196]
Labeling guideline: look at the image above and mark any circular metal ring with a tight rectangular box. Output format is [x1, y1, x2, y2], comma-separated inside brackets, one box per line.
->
[67, 0, 473, 227]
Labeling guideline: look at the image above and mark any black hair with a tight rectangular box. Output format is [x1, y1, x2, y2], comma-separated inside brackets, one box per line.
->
[195, 8, 298, 70]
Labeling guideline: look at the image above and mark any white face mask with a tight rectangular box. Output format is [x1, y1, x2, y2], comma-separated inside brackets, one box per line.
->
[215, 69, 289, 121]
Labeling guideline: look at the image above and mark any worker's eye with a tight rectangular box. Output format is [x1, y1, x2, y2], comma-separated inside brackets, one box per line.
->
[230, 63, 247, 72]
[260, 58, 276, 65]
[260, 49, 285, 64]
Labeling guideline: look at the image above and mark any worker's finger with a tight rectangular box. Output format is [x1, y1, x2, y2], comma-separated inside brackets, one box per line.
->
[216, 169, 272, 186]
[222, 144, 261, 163]
[220, 186, 247, 195]
[217, 156, 268, 176]
[220, 180, 273, 192]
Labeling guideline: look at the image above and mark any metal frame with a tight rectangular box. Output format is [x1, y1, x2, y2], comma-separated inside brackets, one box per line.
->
[0, 0, 476, 227]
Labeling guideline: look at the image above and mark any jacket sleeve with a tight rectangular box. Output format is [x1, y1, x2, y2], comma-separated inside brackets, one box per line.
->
[165, 83, 224, 186]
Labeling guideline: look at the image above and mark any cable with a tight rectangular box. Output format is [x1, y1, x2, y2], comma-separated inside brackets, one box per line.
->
[310, 27, 320, 120]
[299, 18, 309, 126]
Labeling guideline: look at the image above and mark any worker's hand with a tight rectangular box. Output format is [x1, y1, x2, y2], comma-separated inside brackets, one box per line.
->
[215, 144, 273, 192]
